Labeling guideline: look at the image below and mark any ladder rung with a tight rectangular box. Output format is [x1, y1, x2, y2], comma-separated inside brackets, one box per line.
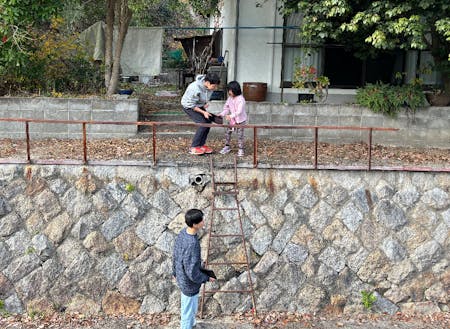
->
[213, 191, 238, 196]
[207, 261, 249, 266]
[210, 234, 243, 238]
[203, 289, 254, 294]
[213, 207, 239, 211]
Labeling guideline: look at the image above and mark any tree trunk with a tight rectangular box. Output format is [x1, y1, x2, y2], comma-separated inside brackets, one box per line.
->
[105, 0, 132, 97]
[104, 0, 116, 90]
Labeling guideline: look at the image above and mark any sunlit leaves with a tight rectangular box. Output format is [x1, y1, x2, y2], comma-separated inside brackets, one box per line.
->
[280, 0, 450, 62]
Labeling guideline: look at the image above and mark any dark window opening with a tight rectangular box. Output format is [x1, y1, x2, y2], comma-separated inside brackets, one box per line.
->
[323, 47, 405, 88]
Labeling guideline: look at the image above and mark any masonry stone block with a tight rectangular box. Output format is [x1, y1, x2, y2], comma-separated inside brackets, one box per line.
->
[338, 116, 362, 127]
[22, 108, 45, 120]
[46, 98, 69, 112]
[0, 99, 10, 110]
[316, 115, 340, 126]
[68, 99, 92, 112]
[0, 121, 24, 134]
[92, 100, 113, 111]
[91, 110, 117, 122]
[339, 105, 362, 116]
[69, 109, 91, 122]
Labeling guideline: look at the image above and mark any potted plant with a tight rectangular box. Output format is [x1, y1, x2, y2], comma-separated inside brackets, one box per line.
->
[117, 82, 134, 95]
[292, 59, 330, 103]
[424, 86, 450, 106]
[418, 63, 450, 107]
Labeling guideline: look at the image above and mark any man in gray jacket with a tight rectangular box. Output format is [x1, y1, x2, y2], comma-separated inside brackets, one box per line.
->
[173, 209, 215, 329]
[181, 73, 220, 155]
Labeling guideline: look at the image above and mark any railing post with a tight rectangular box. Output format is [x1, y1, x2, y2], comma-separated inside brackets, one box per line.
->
[25, 121, 31, 163]
[152, 124, 156, 166]
[314, 127, 318, 169]
[253, 127, 258, 168]
[368, 128, 373, 171]
[82, 122, 87, 164]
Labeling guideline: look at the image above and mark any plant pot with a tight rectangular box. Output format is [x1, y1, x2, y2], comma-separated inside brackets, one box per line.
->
[118, 89, 133, 95]
[298, 93, 314, 103]
[425, 93, 450, 106]
[243, 82, 267, 102]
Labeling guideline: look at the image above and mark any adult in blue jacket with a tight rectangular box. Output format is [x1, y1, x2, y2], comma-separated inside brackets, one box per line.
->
[172, 209, 215, 329]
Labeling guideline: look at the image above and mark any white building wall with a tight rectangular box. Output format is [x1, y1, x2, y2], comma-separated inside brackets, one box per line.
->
[220, 0, 236, 82]
[219, 0, 357, 103]
[220, 1, 282, 91]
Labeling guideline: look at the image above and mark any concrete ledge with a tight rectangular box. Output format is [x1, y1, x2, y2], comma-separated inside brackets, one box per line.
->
[208, 101, 450, 148]
[0, 97, 138, 139]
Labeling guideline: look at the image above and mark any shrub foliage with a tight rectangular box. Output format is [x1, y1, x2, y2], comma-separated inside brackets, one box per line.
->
[356, 82, 425, 116]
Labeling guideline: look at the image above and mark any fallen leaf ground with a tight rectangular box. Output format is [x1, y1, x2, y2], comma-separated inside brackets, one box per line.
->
[1, 311, 449, 329]
[1, 136, 448, 170]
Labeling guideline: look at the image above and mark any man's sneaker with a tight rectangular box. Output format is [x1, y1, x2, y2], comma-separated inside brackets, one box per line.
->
[189, 147, 205, 155]
[201, 145, 214, 154]
[220, 145, 231, 154]
[237, 149, 245, 157]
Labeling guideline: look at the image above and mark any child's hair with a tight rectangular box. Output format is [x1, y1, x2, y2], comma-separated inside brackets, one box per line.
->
[204, 72, 221, 85]
[226, 81, 242, 96]
[185, 209, 204, 227]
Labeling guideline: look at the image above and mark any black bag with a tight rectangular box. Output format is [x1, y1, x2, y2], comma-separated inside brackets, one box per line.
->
[209, 113, 223, 125]
[200, 267, 217, 279]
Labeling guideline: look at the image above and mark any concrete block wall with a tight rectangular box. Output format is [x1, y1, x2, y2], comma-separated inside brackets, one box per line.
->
[208, 102, 450, 148]
[1, 97, 448, 149]
[0, 98, 138, 139]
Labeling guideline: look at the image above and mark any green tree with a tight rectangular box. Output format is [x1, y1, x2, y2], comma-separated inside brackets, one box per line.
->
[281, 0, 450, 93]
[189, 0, 221, 18]
[60, 0, 107, 33]
[129, 0, 194, 27]
[0, 0, 59, 79]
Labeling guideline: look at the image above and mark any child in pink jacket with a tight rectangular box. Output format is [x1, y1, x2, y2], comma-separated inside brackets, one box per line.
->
[218, 81, 248, 156]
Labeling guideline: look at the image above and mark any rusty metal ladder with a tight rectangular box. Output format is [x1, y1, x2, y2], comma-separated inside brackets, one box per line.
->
[199, 155, 257, 318]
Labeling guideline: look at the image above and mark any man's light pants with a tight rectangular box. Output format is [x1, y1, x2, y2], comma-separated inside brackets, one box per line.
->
[181, 292, 199, 329]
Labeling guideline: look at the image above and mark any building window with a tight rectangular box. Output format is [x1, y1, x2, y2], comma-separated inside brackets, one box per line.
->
[281, 12, 323, 88]
[283, 13, 447, 89]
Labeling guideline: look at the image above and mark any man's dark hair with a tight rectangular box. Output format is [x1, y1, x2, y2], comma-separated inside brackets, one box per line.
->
[204, 72, 220, 85]
[227, 81, 242, 96]
[185, 208, 204, 227]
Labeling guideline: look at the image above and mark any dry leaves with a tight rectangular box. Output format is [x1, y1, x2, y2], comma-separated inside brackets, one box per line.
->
[0, 137, 448, 170]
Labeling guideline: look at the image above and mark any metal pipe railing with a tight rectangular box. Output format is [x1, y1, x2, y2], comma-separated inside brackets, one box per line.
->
[0, 117, 447, 172]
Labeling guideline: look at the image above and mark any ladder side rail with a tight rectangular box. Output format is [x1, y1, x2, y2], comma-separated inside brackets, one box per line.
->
[200, 157, 217, 317]
[234, 192, 258, 316]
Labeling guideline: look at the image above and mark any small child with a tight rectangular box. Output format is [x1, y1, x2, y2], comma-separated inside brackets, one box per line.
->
[218, 81, 248, 156]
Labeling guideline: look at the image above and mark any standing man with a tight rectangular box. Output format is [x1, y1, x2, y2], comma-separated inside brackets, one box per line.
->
[181, 72, 220, 155]
[172, 209, 214, 329]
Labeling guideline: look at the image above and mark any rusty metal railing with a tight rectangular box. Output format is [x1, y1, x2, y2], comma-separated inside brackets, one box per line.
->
[0, 117, 448, 172]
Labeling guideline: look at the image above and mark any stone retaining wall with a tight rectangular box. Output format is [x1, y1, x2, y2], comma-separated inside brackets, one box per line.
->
[0, 164, 448, 316]
[0, 98, 138, 139]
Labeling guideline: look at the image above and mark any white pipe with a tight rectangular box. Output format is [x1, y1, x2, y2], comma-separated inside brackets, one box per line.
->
[233, 0, 240, 80]
[269, 0, 278, 99]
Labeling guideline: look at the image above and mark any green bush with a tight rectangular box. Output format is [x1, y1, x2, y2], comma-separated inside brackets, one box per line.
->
[1, 17, 103, 96]
[356, 82, 425, 117]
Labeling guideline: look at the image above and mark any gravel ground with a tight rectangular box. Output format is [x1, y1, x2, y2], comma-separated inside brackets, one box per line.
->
[1, 312, 449, 329]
